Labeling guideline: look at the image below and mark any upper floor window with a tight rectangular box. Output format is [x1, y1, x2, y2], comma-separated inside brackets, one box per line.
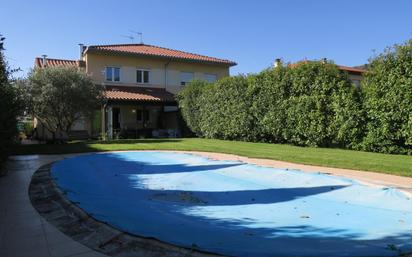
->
[180, 72, 194, 86]
[204, 73, 217, 83]
[106, 67, 120, 82]
[137, 69, 150, 84]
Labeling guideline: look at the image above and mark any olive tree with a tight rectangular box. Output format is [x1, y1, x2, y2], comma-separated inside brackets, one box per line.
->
[27, 66, 103, 142]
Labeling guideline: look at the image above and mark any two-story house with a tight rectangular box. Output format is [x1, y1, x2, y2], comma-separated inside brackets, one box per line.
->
[34, 43, 236, 140]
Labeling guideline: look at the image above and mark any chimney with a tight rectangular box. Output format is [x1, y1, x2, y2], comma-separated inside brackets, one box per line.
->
[274, 58, 282, 68]
[78, 44, 85, 59]
[42, 54, 47, 67]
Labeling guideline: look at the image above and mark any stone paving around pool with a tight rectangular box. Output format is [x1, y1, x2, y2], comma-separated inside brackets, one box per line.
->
[0, 154, 107, 257]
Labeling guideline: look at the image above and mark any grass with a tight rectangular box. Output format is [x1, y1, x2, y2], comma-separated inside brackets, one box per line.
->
[11, 138, 412, 177]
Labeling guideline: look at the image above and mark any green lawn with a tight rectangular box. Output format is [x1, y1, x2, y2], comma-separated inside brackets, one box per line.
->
[11, 138, 412, 177]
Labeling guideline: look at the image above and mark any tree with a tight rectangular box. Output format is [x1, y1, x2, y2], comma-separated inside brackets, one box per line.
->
[0, 34, 23, 166]
[27, 66, 103, 142]
[362, 39, 412, 154]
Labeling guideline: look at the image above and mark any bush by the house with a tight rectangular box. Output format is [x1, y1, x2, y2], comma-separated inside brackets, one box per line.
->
[362, 39, 412, 154]
[0, 35, 23, 167]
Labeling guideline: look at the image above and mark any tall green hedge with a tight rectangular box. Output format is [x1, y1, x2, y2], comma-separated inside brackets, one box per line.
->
[361, 39, 412, 154]
[198, 76, 257, 141]
[177, 80, 209, 136]
[178, 61, 364, 149]
[178, 39, 412, 155]
[249, 66, 290, 143]
[283, 62, 364, 148]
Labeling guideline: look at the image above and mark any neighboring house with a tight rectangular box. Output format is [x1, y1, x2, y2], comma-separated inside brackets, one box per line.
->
[285, 58, 366, 86]
[34, 43, 236, 140]
[335, 65, 365, 87]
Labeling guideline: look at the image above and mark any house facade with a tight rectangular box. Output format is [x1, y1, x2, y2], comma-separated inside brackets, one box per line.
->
[34, 44, 236, 140]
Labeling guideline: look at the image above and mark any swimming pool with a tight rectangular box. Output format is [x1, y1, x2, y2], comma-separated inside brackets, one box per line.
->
[52, 151, 412, 257]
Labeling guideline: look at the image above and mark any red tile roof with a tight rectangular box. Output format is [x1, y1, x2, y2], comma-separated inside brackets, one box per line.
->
[86, 44, 237, 66]
[104, 86, 175, 103]
[336, 65, 366, 74]
[289, 61, 366, 75]
[34, 57, 83, 68]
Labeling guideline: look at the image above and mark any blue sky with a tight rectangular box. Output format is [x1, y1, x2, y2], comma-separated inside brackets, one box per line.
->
[1, 0, 412, 77]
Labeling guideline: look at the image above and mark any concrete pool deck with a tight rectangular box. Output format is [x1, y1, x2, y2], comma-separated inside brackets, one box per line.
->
[1, 151, 412, 257]
[0, 154, 107, 257]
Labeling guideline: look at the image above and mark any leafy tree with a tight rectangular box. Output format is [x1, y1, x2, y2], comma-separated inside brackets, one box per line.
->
[27, 66, 103, 142]
[0, 35, 23, 166]
[362, 39, 412, 154]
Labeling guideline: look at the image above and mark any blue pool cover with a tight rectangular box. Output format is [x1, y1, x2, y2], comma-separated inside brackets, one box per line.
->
[52, 151, 412, 257]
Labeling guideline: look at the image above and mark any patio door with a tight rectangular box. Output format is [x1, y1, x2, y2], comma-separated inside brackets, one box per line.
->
[113, 107, 120, 130]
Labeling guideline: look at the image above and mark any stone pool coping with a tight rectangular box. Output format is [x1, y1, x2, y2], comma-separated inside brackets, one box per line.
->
[28, 150, 412, 257]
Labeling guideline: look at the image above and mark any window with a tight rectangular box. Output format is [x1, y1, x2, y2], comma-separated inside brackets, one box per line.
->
[105, 67, 120, 82]
[180, 72, 194, 86]
[352, 79, 361, 87]
[136, 109, 149, 122]
[136, 69, 150, 84]
[204, 74, 217, 83]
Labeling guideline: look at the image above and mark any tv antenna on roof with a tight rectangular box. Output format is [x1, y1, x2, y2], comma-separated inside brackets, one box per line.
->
[121, 34, 135, 43]
[129, 30, 143, 44]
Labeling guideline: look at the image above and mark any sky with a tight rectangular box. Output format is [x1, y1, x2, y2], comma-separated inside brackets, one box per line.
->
[1, 0, 412, 77]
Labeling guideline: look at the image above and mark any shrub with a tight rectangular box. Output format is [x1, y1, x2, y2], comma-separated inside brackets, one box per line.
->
[283, 61, 364, 148]
[199, 76, 257, 140]
[250, 66, 290, 142]
[177, 80, 209, 136]
[362, 39, 412, 154]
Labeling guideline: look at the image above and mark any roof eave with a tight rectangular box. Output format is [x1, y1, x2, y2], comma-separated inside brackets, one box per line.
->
[85, 48, 237, 67]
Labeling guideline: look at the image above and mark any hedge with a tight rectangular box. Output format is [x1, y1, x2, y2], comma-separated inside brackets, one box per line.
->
[361, 39, 412, 154]
[178, 39, 412, 155]
[178, 61, 364, 149]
